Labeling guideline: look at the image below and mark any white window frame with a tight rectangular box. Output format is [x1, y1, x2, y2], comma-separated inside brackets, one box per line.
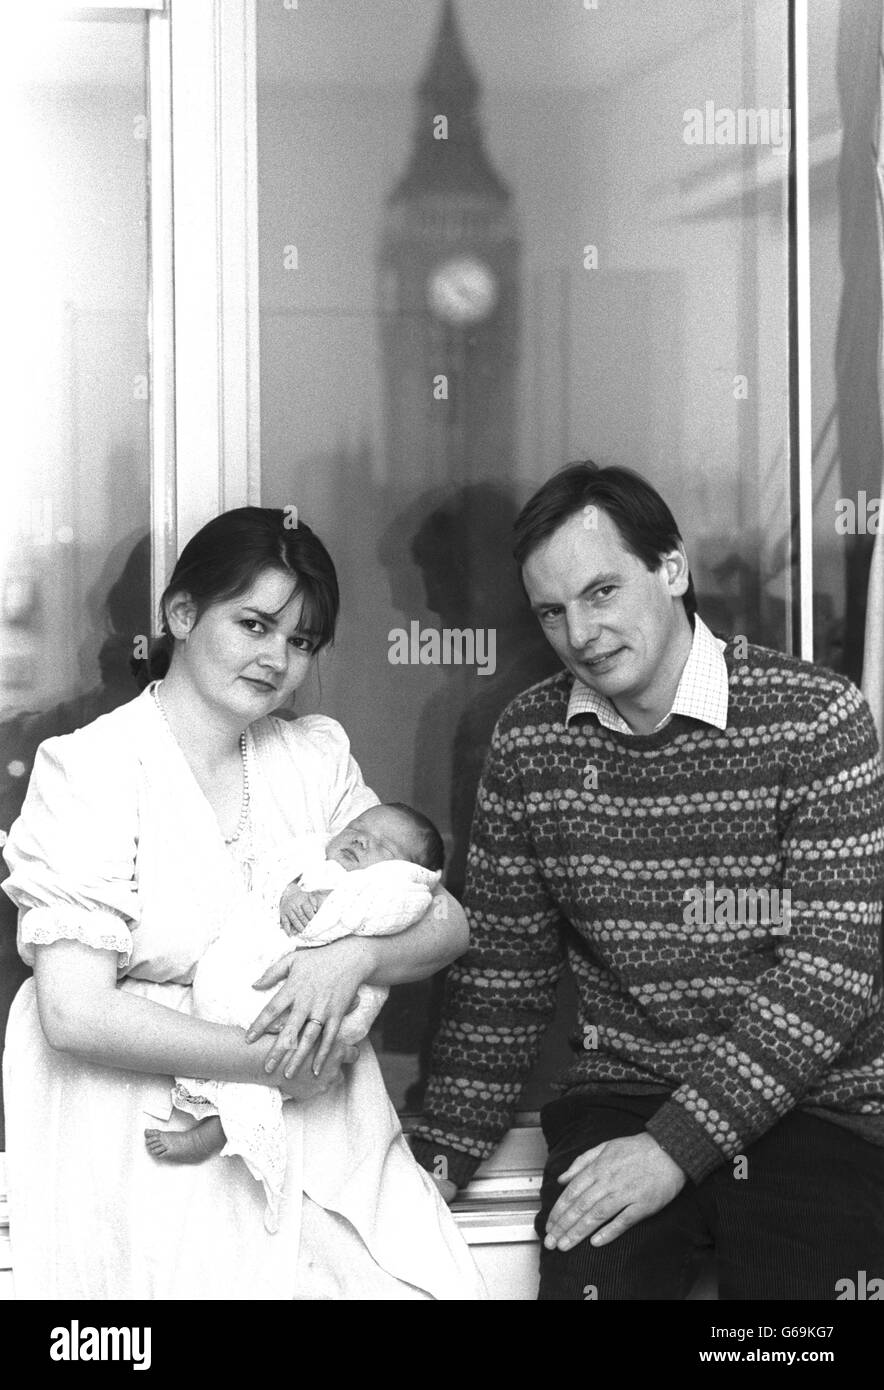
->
[792, 0, 813, 661]
[147, 0, 261, 618]
[64, 0, 261, 618]
[150, 0, 811, 645]
[0, 0, 816, 1283]
[1, 0, 262, 1284]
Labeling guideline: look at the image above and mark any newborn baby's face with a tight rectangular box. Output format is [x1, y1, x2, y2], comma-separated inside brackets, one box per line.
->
[326, 808, 420, 870]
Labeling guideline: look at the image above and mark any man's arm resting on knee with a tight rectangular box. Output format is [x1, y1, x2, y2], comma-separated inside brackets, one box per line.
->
[542, 1133, 687, 1250]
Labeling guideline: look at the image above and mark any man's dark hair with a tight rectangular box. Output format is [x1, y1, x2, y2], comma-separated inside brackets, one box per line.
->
[512, 461, 697, 622]
[387, 803, 446, 873]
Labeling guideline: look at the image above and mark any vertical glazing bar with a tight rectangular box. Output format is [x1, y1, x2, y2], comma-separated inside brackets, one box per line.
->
[168, 0, 258, 547]
[246, 0, 260, 505]
[148, 3, 177, 621]
[169, 0, 223, 543]
[218, 0, 261, 507]
[793, 0, 814, 661]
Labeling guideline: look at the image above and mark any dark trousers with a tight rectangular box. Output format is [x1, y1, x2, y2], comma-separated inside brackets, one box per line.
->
[535, 1092, 884, 1301]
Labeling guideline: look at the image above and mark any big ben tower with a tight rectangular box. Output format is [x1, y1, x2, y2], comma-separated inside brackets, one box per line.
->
[379, 0, 520, 485]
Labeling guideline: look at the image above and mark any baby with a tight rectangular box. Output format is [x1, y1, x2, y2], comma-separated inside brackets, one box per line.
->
[144, 803, 444, 1229]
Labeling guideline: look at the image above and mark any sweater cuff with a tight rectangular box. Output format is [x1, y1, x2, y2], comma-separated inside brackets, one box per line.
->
[645, 1099, 729, 1183]
[408, 1136, 484, 1191]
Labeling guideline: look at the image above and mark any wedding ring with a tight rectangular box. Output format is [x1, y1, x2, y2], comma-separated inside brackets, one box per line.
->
[306, 1018, 324, 1028]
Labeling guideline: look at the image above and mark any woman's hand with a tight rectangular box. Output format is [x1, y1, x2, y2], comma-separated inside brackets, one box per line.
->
[247, 936, 376, 1078]
[274, 1036, 360, 1102]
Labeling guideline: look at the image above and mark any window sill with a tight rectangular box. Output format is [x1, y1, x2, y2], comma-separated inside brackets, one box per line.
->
[408, 1117, 546, 1246]
[0, 1154, 10, 1299]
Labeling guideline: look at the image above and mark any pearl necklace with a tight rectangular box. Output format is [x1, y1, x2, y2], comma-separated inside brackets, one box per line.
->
[150, 681, 252, 845]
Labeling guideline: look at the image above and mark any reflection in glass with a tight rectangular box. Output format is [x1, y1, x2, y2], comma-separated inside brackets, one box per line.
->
[0, 11, 152, 1143]
[808, 0, 882, 681]
[257, 0, 792, 1110]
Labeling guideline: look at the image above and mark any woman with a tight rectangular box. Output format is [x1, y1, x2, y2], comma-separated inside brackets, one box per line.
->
[1, 508, 484, 1299]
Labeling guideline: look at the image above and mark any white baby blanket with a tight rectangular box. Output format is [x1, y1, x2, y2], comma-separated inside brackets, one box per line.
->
[174, 842, 440, 1229]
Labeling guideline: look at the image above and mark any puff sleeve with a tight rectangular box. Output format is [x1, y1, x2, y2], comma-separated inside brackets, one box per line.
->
[1, 726, 140, 971]
[259, 714, 379, 835]
[300, 715, 380, 833]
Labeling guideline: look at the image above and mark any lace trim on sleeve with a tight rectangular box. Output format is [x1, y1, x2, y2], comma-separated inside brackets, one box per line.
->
[18, 904, 134, 969]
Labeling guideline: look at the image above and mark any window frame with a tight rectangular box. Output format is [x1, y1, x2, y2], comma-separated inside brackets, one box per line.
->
[0, 0, 817, 1244]
[146, 0, 262, 620]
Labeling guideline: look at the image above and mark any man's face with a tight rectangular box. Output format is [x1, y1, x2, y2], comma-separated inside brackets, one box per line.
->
[522, 508, 690, 709]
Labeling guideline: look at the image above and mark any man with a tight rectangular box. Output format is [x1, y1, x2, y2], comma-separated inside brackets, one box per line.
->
[410, 461, 884, 1300]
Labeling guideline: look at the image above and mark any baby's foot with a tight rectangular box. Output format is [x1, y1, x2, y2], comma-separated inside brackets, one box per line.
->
[144, 1116, 225, 1164]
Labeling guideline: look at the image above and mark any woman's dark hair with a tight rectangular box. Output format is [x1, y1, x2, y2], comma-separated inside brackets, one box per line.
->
[387, 803, 446, 873]
[512, 460, 697, 621]
[131, 507, 339, 689]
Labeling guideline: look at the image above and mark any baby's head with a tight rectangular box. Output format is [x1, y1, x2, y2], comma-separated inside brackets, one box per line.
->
[326, 803, 445, 873]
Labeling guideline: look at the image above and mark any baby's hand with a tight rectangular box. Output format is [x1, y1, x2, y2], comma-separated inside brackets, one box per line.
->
[279, 883, 331, 936]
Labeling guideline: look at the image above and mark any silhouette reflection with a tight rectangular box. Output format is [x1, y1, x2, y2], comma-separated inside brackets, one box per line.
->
[0, 531, 150, 1145]
[377, 483, 568, 1111]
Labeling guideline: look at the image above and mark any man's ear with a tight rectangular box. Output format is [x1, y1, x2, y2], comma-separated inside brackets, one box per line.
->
[661, 545, 690, 599]
[164, 590, 198, 641]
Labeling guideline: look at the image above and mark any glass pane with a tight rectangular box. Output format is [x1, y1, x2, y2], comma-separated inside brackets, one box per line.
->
[0, 10, 152, 1145]
[809, 0, 882, 680]
[256, 0, 792, 1112]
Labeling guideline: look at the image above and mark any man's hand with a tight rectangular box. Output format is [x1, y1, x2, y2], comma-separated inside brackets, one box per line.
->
[543, 1133, 686, 1251]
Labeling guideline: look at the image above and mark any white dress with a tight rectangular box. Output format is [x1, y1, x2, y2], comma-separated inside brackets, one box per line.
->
[0, 686, 486, 1300]
[177, 847, 441, 1233]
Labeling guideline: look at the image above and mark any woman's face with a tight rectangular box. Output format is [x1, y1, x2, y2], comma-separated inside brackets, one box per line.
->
[171, 568, 320, 721]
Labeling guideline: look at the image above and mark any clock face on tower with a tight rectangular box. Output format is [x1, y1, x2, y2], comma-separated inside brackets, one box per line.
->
[427, 256, 498, 325]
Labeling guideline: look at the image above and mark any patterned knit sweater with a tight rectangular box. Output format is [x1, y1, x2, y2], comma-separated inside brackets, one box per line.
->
[411, 641, 884, 1188]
